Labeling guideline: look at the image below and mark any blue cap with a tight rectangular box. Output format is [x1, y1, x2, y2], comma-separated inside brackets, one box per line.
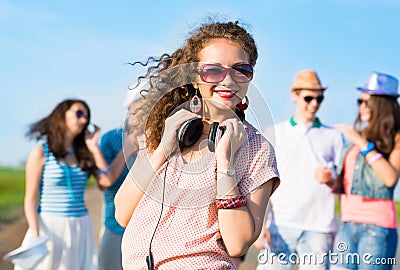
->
[356, 71, 399, 97]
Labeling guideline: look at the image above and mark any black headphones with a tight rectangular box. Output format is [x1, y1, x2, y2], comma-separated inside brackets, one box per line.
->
[177, 118, 226, 152]
[147, 99, 242, 269]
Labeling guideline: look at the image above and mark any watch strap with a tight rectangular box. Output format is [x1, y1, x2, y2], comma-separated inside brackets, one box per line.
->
[215, 167, 236, 176]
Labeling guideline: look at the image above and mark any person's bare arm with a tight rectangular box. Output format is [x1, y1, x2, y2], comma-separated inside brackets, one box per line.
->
[253, 204, 272, 250]
[85, 126, 115, 188]
[114, 147, 167, 227]
[365, 134, 400, 187]
[115, 109, 200, 227]
[24, 145, 45, 238]
[104, 133, 138, 188]
[218, 180, 274, 257]
[336, 124, 400, 187]
[215, 118, 276, 257]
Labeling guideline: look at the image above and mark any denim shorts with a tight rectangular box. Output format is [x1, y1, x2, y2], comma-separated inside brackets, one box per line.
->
[257, 224, 334, 270]
[331, 222, 397, 270]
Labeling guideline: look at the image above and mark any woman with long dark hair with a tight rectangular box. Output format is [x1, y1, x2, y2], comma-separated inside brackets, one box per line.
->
[318, 72, 400, 270]
[20, 99, 114, 269]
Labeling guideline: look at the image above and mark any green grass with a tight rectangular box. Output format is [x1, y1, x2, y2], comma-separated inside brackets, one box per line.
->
[0, 167, 96, 224]
[0, 167, 25, 223]
[398, 202, 400, 221]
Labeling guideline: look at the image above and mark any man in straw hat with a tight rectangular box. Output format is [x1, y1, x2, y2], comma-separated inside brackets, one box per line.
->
[256, 70, 343, 269]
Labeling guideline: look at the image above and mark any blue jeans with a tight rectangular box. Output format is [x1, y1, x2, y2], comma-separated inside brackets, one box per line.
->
[98, 226, 123, 270]
[331, 222, 397, 270]
[257, 224, 334, 270]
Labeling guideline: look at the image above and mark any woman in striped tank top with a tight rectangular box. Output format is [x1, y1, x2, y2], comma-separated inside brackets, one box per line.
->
[18, 99, 115, 270]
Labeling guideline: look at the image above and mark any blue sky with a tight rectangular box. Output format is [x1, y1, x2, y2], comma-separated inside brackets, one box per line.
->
[1, 0, 400, 167]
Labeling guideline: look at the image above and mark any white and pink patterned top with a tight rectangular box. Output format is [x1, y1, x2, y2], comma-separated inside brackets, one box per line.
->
[122, 123, 280, 270]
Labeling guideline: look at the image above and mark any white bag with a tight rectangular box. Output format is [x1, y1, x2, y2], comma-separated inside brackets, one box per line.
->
[3, 236, 48, 270]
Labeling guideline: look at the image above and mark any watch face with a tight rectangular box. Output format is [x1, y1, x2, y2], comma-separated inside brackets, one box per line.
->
[227, 168, 235, 176]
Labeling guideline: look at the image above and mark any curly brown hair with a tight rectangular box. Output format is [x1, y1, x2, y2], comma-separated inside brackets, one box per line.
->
[128, 21, 258, 152]
[26, 99, 96, 171]
[355, 95, 400, 157]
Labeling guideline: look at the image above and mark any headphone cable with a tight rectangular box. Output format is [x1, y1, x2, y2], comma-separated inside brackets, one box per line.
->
[146, 147, 172, 270]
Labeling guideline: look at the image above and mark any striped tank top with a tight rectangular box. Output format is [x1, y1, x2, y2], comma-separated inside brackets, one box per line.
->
[38, 144, 90, 217]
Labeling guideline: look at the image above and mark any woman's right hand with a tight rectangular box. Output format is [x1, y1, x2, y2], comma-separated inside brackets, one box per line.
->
[158, 109, 201, 157]
[85, 124, 102, 153]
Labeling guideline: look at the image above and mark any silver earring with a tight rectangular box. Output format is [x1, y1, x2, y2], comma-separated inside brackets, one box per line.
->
[190, 89, 202, 113]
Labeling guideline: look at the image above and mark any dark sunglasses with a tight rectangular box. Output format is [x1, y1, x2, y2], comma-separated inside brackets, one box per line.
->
[357, 98, 369, 107]
[75, 110, 88, 119]
[303, 95, 324, 104]
[198, 63, 254, 83]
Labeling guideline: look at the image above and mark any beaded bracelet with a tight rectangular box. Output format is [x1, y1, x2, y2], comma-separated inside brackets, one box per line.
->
[215, 196, 247, 209]
[215, 194, 242, 200]
[368, 153, 383, 165]
[96, 166, 111, 175]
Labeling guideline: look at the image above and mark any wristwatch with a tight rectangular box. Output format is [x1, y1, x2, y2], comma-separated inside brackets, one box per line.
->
[215, 167, 236, 176]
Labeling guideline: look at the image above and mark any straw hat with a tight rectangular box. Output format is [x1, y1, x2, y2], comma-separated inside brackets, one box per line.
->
[290, 70, 327, 92]
[356, 71, 399, 97]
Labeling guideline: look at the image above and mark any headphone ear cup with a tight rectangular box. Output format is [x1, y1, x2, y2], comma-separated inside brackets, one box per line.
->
[208, 122, 220, 152]
[177, 118, 203, 148]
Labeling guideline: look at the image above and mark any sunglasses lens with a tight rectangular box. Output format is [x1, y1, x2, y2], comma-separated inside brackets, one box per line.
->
[231, 64, 253, 82]
[199, 64, 254, 83]
[200, 65, 226, 83]
[304, 96, 313, 103]
[76, 110, 84, 118]
[357, 98, 367, 106]
[304, 96, 324, 103]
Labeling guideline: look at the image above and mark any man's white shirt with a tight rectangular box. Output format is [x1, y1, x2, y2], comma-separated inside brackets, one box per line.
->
[266, 119, 343, 233]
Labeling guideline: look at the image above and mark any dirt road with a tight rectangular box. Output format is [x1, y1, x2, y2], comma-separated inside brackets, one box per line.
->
[2, 187, 400, 269]
[0, 186, 259, 270]
[0, 187, 104, 270]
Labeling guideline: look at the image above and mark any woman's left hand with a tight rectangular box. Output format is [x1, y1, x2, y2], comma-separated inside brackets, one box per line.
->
[85, 124, 101, 152]
[215, 118, 246, 161]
